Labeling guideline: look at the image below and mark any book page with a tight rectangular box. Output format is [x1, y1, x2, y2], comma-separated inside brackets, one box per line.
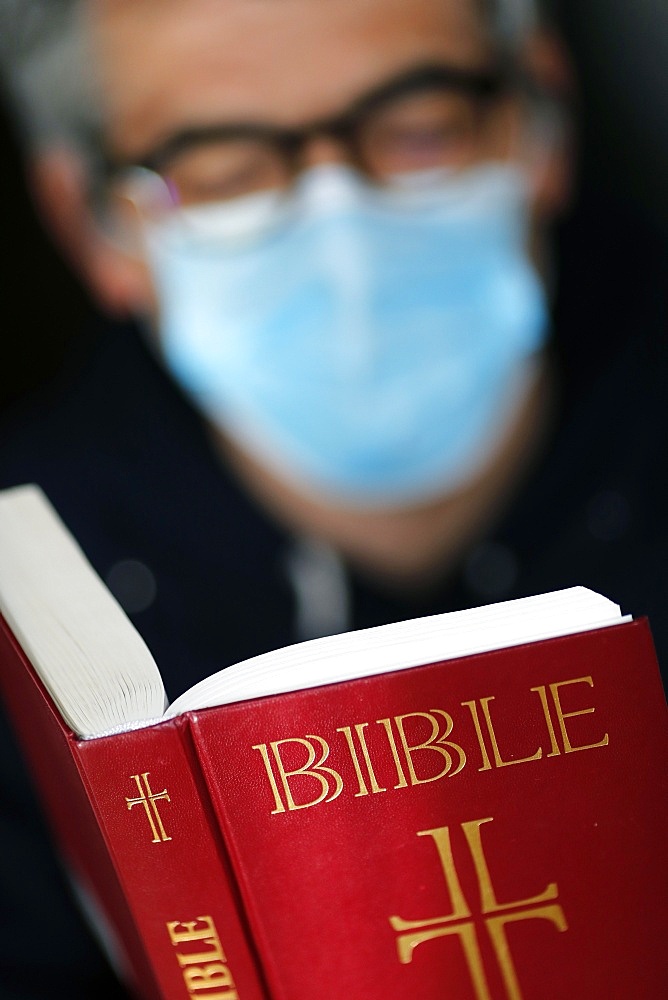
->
[0, 485, 628, 738]
[0, 485, 167, 737]
[166, 587, 627, 717]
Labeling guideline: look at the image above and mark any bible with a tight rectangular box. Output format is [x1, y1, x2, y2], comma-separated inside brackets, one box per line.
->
[0, 483, 666, 1000]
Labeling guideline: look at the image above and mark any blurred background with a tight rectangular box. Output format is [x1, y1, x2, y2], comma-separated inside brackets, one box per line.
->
[1, 0, 667, 414]
[559, 0, 668, 232]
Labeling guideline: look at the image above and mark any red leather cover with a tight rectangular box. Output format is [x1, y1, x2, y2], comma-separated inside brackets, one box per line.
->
[191, 619, 668, 1000]
[2, 612, 667, 999]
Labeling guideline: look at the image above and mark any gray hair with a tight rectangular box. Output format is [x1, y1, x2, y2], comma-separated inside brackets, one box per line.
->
[0, 0, 543, 153]
[0, 1, 97, 148]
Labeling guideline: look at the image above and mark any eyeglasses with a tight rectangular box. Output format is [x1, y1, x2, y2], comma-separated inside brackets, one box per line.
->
[107, 63, 515, 215]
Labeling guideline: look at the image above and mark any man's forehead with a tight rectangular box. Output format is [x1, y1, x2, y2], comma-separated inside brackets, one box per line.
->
[90, 0, 492, 157]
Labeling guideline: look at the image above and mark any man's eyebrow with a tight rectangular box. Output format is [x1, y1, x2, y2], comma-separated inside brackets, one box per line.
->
[120, 60, 507, 171]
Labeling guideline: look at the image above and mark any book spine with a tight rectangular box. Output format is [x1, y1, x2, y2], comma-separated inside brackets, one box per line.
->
[77, 719, 269, 1000]
[0, 616, 267, 1000]
[0, 616, 161, 996]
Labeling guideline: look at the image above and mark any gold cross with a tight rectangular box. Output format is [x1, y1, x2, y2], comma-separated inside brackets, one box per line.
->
[390, 817, 567, 1000]
[125, 772, 172, 844]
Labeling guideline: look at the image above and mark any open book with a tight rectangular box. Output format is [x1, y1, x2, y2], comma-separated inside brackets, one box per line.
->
[0, 484, 628, 738]
[0, 484, 665, 1000]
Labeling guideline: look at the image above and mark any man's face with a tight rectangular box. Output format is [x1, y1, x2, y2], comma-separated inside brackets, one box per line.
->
[93, 0, 518, 178]
[80, 0, 560, 525]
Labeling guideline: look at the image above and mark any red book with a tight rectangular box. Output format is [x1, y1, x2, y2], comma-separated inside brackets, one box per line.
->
[0, 485, 666, 999]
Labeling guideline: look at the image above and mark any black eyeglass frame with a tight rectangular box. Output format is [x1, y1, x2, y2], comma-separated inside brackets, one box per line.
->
[105, 62, 518, 182]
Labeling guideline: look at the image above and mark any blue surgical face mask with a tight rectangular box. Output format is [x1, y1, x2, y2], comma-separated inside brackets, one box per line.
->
[144, 163, 548, 505]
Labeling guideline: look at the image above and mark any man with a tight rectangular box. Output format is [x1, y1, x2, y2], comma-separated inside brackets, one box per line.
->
[0, 1, 666, 996]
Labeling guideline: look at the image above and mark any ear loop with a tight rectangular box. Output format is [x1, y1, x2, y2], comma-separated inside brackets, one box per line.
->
[518, 95, 569, 297]
[521, 93, 569, 196]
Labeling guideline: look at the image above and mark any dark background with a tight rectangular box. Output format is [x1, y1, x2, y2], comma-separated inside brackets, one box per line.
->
[1, 0, 667, 414]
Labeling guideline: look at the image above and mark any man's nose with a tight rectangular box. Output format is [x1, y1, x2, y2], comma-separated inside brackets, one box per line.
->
[299, 133, 352, 170]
